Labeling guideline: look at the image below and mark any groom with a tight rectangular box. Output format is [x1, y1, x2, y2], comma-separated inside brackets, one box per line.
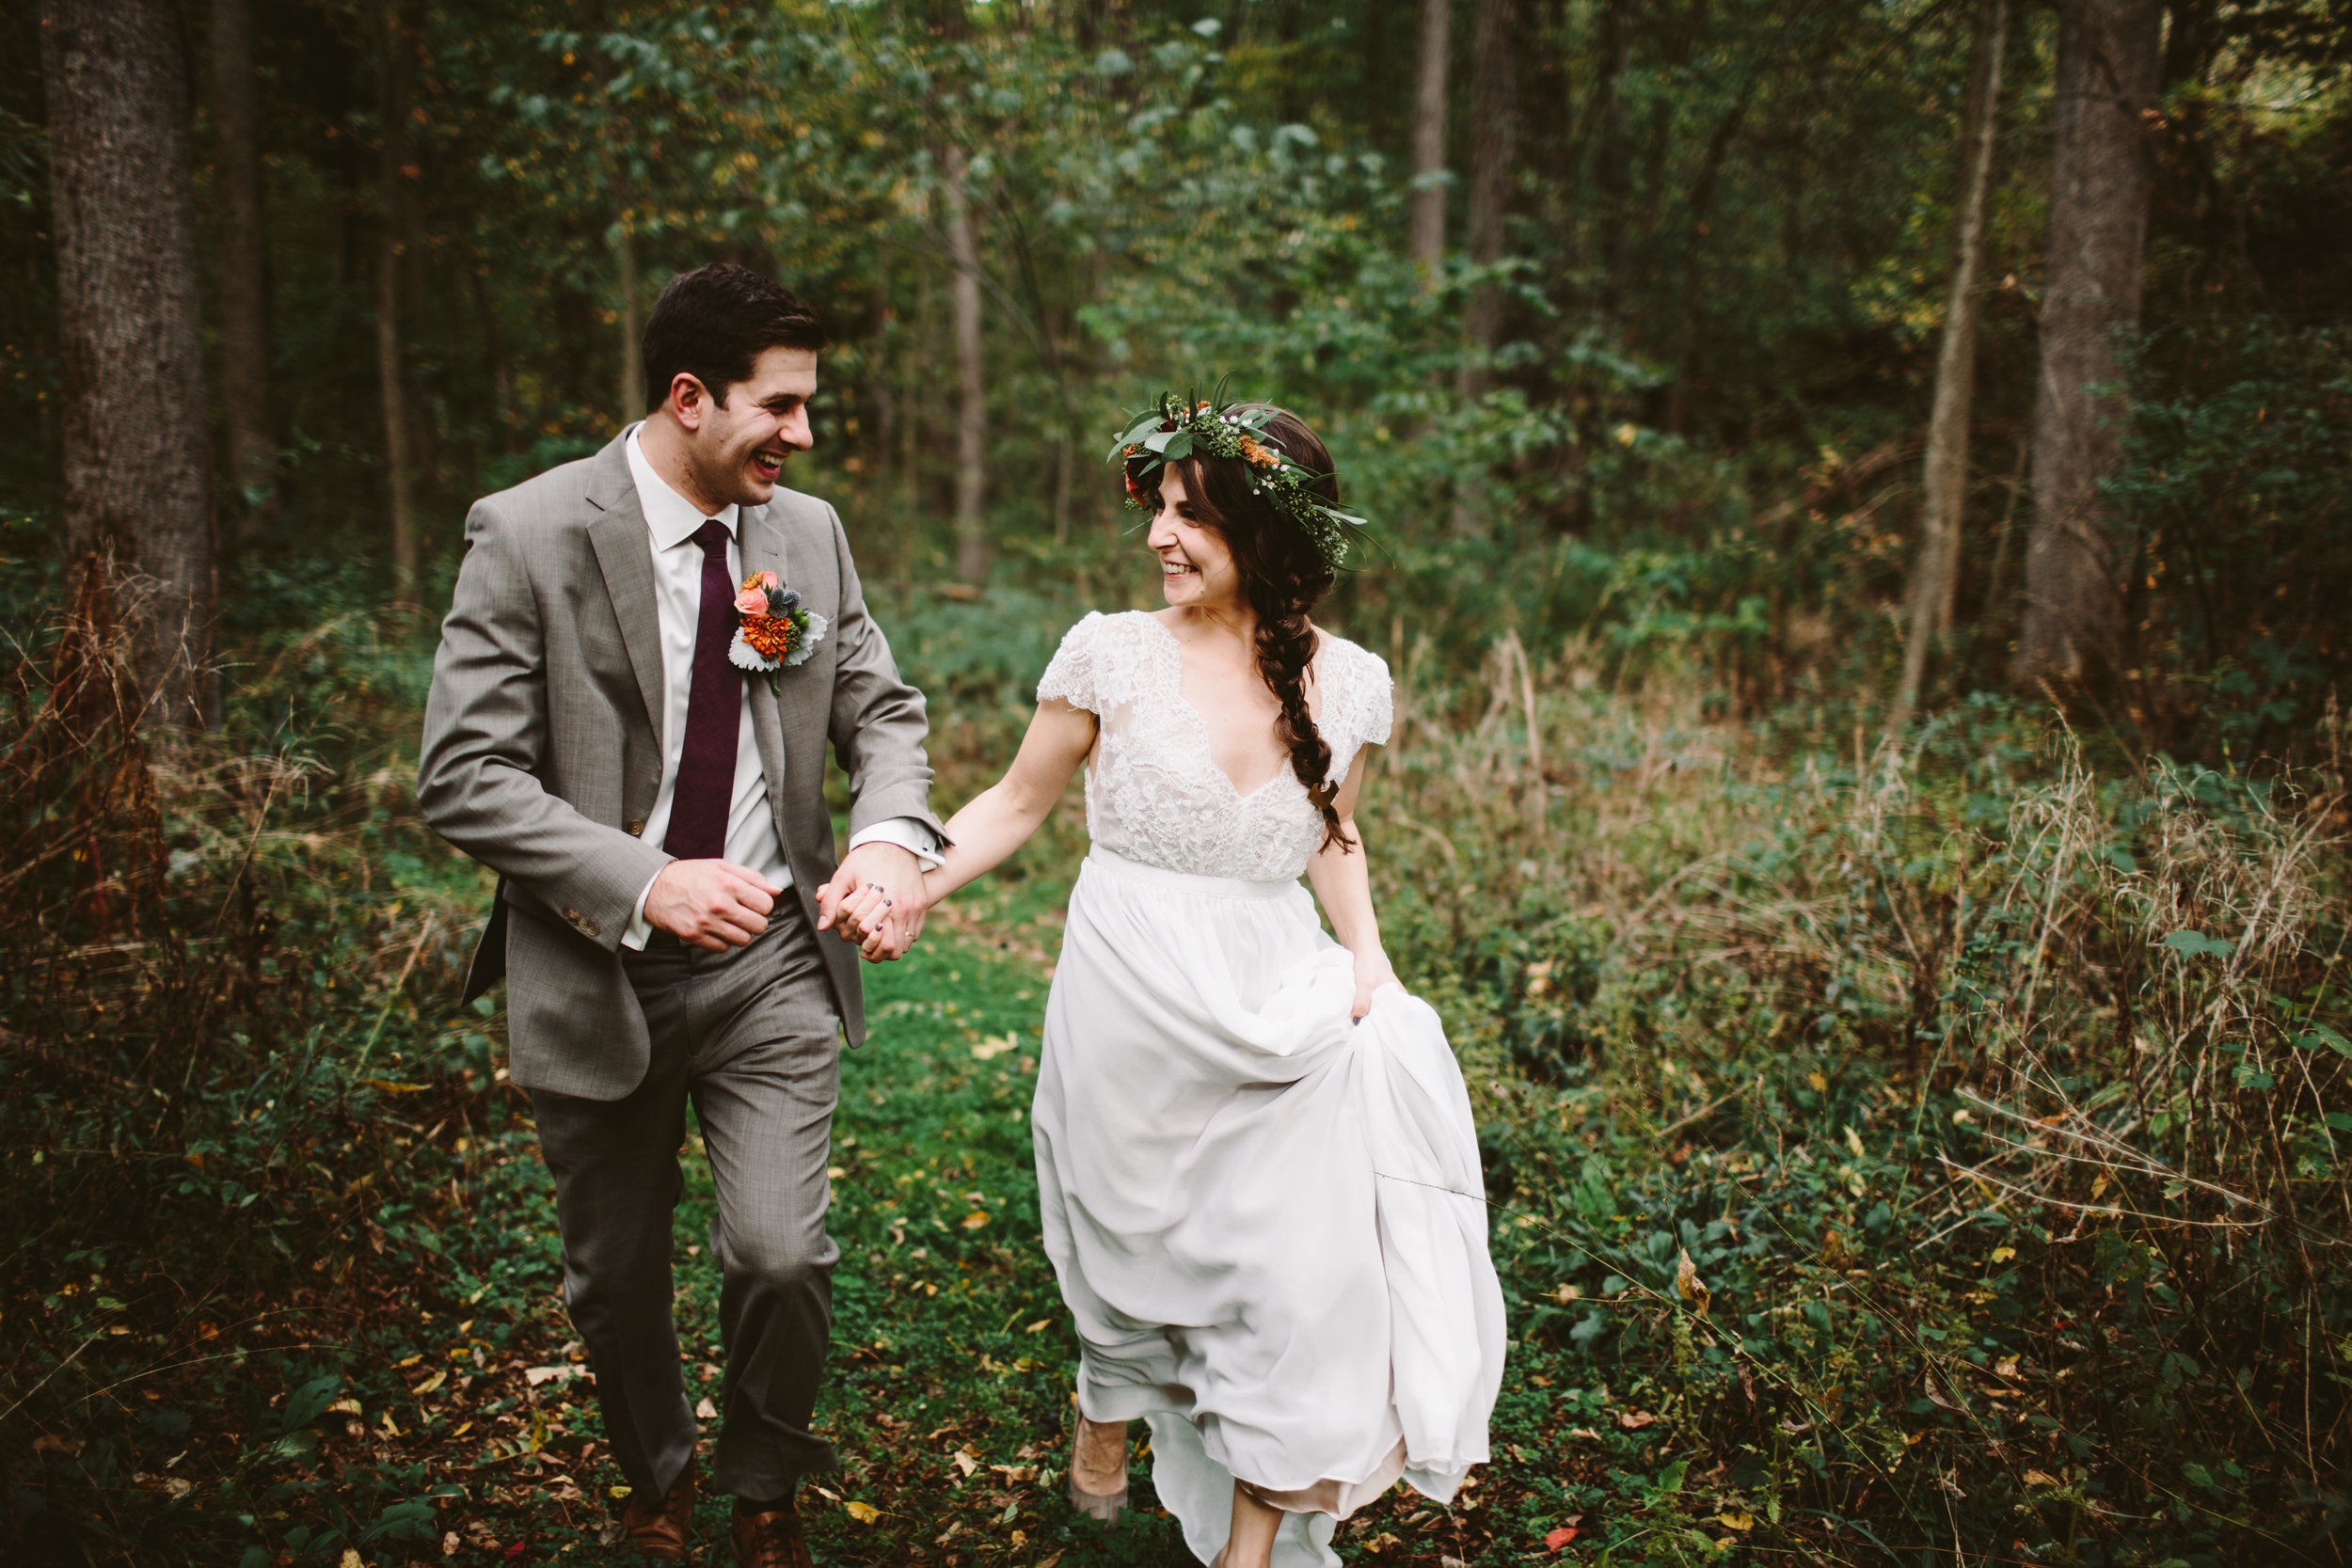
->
[419, 263, 940, 1567]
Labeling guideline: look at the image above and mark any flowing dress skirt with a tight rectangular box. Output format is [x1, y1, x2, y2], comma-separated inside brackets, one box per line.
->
[1034, 849, 1506, 1568]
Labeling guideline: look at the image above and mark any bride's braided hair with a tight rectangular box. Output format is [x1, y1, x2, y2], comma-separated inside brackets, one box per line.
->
[1130, 404, 1355, 853]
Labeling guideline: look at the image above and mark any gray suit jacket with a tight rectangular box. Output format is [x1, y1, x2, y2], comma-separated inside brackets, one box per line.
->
[418, 433, 942, 1100]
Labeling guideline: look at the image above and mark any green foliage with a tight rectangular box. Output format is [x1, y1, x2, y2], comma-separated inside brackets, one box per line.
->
[11, 0, 2352, 1558]
[2110, 321, 2352, 759]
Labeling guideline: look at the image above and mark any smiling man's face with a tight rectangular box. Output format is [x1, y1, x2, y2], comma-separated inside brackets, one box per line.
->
[681, 345, 817, 511]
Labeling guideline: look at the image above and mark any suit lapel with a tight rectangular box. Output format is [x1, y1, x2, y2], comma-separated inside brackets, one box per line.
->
[739, 503, 791, 816]
[583, 438, 666, 740]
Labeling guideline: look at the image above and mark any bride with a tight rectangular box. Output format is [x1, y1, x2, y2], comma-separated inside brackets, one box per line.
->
[855, 393, 1503, 1567]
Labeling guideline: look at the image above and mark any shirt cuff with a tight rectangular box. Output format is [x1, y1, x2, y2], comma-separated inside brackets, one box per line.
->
[848, 817, 944, 871]
[622, 866, 663, 951]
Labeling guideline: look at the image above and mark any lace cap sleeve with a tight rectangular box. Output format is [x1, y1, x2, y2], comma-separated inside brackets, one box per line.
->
[1037, 611, 1109, 712]
[1324, 637, 1393, 758]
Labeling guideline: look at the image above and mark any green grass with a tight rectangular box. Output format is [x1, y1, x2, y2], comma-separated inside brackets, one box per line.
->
[372, 862, 1600, 1568]
[389, 870, 1205, 1566]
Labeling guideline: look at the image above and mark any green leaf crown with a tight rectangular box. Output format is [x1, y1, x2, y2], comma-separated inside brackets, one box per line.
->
[1105, 385, 1369, 569]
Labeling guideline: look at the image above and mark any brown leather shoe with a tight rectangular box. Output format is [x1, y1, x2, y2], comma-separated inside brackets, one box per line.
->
[619, 1464, 695, 1561]
[731, 1505, 816, 1568]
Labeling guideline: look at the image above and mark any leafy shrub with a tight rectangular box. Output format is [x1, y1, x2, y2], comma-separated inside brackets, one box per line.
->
[0, 574, 492, 1563]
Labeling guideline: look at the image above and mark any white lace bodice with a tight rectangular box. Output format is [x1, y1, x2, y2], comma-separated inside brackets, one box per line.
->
[1037, 611, 1393, 882]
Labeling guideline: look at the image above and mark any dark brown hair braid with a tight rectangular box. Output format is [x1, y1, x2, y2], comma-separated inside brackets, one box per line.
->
[1129, 404, 1355, 853]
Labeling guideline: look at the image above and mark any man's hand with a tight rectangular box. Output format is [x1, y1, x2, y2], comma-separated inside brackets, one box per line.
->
[818, 841, 930, 962]
[644, 859, 781, 952]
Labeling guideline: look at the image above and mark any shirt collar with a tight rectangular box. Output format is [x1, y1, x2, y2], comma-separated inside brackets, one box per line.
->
[624, 422, 740, 551]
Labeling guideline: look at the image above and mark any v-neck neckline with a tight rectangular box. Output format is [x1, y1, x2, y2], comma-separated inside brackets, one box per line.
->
[1136, 612, 1314, 802]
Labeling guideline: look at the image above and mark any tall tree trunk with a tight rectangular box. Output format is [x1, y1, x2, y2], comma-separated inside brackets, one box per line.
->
[1592, 0, 1631, 322]
[1406, 0, 1451, 277]
[616, 213, 644, 425]
[2014, 0, 2161, 695]
[376, 0, 421, 597]
[42, 0, 219, 729]
[870, 270, 895, 499]
[1457, 0, 1518, 403]
[1891, 0, 2010, 732]
[211, 0, 277, 547]
[943, 144, 989, 589]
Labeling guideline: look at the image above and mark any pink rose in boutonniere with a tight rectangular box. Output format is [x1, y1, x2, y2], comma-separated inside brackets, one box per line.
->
[727, 570, 827, 689]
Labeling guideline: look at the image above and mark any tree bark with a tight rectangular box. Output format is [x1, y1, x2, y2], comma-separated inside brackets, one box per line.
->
[211, 0, 277, 545]
[1592, 0, 1631, 322]
[2014, 0, 2162, 695]
[1457, 0, 1517, 403]
[616, 213, 644, 424]
[42, 0, 220, 729]
[1891, 0, 2010, 732]
[1406, 0, 1451, 277]
[943, 144, 989, 589]
[376, 0, 421, 596]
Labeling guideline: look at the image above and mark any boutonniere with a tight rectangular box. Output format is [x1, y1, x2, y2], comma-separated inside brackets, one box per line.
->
[728, 571, 827, 689]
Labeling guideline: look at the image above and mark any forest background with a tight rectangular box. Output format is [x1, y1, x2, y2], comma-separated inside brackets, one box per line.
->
[8, 0, 2352, 1563]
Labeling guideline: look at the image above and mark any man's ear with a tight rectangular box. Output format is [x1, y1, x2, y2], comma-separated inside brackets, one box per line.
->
[667, 372, 711, 433]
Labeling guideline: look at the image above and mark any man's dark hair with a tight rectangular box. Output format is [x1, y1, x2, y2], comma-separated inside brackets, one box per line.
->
[641, 263, 826, 412]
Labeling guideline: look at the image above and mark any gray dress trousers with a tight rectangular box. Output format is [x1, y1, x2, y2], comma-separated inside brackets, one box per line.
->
[529, 908, 842, 1501]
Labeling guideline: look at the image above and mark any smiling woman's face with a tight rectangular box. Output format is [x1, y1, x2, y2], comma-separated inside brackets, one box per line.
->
[1146, 467, 1241, 610]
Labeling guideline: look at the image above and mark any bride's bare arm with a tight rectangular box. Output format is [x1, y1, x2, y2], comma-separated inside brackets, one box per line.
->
[923, 698, 1099, 905]
[1306, 747, 1402, 1019]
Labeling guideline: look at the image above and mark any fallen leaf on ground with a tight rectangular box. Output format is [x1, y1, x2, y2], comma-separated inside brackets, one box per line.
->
[1617, 1409, 1658, 1429]
[1675, 1249, 1711, 1317]
[845, 1500, 880, 1523]
[2023, 1468, 2060, 1486]
[1715, 1511, 1755, 1529]
[523, 1366, 579, 1387]
[1566, 1426, 1603, 1440]
[695, 1397, 718, 1418]
[1545, 1526, 1581, 1548]
[952, 1448, 978, 1477]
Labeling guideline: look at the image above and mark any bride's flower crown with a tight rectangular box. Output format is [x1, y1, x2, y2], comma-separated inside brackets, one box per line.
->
[1105, 385, 1369, 569]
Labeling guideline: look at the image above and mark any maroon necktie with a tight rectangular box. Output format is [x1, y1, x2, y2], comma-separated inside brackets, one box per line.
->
[662, 518, 740, 861]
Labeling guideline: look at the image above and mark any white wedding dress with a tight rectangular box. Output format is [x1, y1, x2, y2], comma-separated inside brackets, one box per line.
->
[1032, 611, 1505, 1568]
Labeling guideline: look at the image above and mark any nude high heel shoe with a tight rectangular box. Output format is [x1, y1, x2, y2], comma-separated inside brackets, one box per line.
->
[1066, 1411, 1129, 1521]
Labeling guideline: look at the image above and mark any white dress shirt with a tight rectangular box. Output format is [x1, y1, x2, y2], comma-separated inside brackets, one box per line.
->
[622, 424, 939, 948]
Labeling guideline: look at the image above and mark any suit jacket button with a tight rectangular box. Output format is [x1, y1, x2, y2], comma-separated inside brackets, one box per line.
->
[628, 819, 646, 836]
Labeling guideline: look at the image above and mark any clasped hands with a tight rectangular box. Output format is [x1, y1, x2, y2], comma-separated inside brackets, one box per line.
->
[642, 841, 929, 961]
